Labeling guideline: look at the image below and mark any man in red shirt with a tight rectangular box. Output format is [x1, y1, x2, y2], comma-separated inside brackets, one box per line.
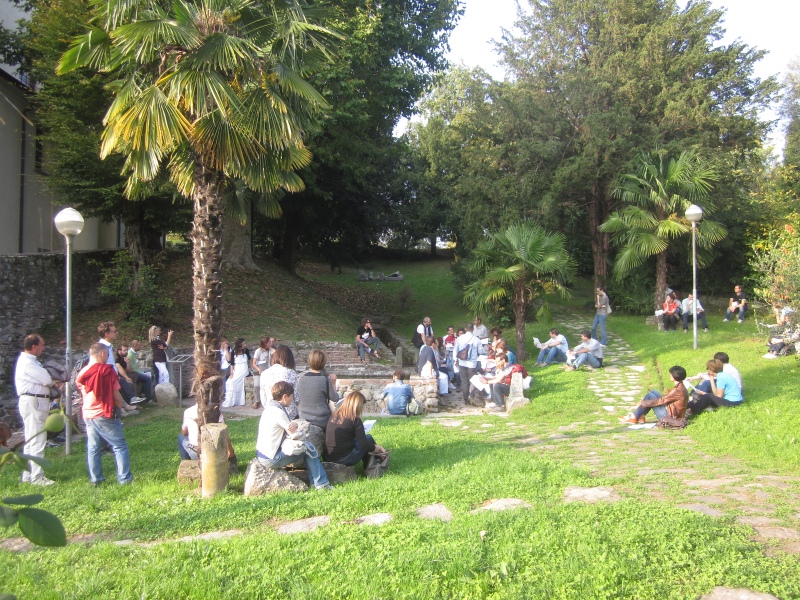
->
[76, 343, 134, 485]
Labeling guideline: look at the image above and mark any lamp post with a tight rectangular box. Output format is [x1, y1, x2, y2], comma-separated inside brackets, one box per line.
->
[54, 207, 84, 455]
[685, 204, 703, 351]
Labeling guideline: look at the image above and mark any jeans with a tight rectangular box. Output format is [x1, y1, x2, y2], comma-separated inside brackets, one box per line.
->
[332, 435, 375, 470]
[591, 313, 607, 345]
[85, 417, 133, 484]
[536, 346, 566, 365]
[682, 312, 709, 331]
[574, 353, 601, 368]
[725, 305, 747, 321]
[258, 448, 331, 488]
[633, 391, 670, 420]
[356, 337, 380, 360]
[118, 376, 136, 402]
[19, 395, 49, 480]
[688, 392, 741, 411]
[662, 314, 678, 331]
[178, 435, 199, 460]
[131, 371, 153, 400]
[490, 383, 510, 408]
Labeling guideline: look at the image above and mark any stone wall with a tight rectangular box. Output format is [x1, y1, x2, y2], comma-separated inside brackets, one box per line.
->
[0, 250, 116, 399]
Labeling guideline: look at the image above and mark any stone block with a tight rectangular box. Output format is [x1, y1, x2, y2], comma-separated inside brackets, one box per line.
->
[506, 372, 529, 412]
[177, 460, 200, 485]
[291, 462, 358, 486]
[155, 383, 179, 406]
[243, 458, 309, 496]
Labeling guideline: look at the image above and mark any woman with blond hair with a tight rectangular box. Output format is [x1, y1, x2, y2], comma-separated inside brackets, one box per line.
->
[258, 345, 298, 417]
[325, 391, 385, 468]
[296, 349, 339, 431]
[148, 325, 173, 384]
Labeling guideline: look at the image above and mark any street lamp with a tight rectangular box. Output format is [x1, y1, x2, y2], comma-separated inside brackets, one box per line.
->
[685, 204, 703, 351]
[54, 207, 84, 455]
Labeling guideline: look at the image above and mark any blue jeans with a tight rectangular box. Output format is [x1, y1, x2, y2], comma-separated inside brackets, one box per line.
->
[85, 417, 133, 484]
[258, 448, 330, 488]
[131, 371, 153, 400]
[356, 337, 380, 360]
[118, 376, 136, 402]
[333, 435, 375, 469]
[633, 391, 669, 419]
[574, 352, 601, 368]
[591, 313, 607, 345]
[537, 346, 566, 365]
[725, 305, 747, 321]
[178, 435, 199, 460]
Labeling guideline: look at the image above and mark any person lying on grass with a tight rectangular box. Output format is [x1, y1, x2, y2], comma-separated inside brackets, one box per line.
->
[686, 359, 743, 414]
[325, 390, 386, 470]
[256, 381, 332, 490]
[619, 365, 688, 424]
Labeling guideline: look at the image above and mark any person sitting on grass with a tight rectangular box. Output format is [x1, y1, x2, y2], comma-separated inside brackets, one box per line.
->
[178, 402, 235, 462]
[686, 359, 743, 414]
[325, 391, 386, 469]
[687, 351, 743, 397]
[381, 370, 415, 415]
[256, 381, 332, 490]
[534, 328, 569, 366]
[565, 330, 604, 371]
[619, 366, 688, 424]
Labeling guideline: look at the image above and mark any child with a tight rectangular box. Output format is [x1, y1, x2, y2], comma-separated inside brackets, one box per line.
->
[76, 343, 135, 485]
[381, 370, 415, 415]
[255, 381, 332, 490]
[619, 365, 688, 424]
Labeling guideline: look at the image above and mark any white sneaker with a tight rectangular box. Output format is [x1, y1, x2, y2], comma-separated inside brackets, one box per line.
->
[762, 353, 777, 359]
[737, 319, 743, 323]
[722, 318, 729, 322]
[21, 471, 31, 483]
[31, 476, 55, 486]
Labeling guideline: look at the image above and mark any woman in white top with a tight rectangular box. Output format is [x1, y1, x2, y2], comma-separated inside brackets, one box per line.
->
[250, 336, 274, 408]
[222, 338, 250, 407]
[258, 345, 299, 418]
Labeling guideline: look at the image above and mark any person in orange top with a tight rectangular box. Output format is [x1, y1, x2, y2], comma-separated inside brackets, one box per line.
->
[620, 365, 688, 424]
[76, 343, 134, 485]
[662, 293, 681, 332]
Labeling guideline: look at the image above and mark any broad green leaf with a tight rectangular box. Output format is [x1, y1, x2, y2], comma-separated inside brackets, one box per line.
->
[0, 506, 19, 527]
[44, 413, 68, 434]
[17, 454, 53, 469]
[17, 508, 67, 547]
[2, 494, 44, 506]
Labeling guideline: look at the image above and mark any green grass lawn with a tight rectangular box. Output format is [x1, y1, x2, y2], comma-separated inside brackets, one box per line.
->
[7, 256, 800, 598]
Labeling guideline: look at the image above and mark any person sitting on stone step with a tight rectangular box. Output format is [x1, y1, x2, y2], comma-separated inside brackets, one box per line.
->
[381, 370, 415, 415]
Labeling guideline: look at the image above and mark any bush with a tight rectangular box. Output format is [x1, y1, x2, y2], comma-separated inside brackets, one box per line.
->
[98, 251, 173, 333]
[607, 268, 655, 315]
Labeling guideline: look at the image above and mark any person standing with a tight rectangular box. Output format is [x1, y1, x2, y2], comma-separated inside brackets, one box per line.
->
[76, 343, 134, 486]
[413, 317, 434, 349]
[681, 293, 709, 333]
[222, 338, 249, 408]
[97, 321, 138, 403]
[724, 285, 748, 323]
[15, 334, 57, 486]
[355, 318, 381, 363]
[591, 287, 610, 346]
[473, 317, 489, 340]
[455, 324, 481, 405]
[149, 325, 174, 384]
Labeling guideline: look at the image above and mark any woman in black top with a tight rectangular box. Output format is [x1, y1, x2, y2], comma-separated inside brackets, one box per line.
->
[325, 391, 385, 468]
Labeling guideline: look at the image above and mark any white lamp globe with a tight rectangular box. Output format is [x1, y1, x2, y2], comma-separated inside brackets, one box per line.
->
[685, 204, 703, 223]
[54, 207, 85, 237]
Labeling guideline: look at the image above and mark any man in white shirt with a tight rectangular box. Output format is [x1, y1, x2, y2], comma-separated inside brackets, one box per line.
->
[97, 321, 138, 403]
[534, 328, 569, 366]
[455, 324, 481, 405]
[473, 317, 489, 340]
[565, 330, 604, 371]
[415, 317, 434, 346]
[14, 334, 58, 485]
[681, 293, 709, 333]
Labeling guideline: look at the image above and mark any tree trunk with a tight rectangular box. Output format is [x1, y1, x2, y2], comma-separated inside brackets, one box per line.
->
[654, 251, 668, 311]
[429, 236, 437, 256]
[588, 178, 611, 287]
[278, 217, 299, 274]
[191, 163, 225, 425]
[514, 280, 527, 361]
[222, 211, 261, 271]
[200, 423, 230, 498]
[124, 204, 162, 271]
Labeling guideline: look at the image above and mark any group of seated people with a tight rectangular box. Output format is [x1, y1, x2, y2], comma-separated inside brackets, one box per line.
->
[619, 351, 743, 424]
[658, 292, 710, 333]
[763, 308, 797, 359]
[534, 329, 605, 371]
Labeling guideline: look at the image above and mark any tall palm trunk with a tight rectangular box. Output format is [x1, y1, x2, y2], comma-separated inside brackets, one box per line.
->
[589, 178, 611, 287]
[513, 279, 527, 361]
[654, 251, 668, 311]
[191, 163, 225, 427]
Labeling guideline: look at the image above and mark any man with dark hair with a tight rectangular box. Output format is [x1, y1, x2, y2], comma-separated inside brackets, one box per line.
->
[565, 330, 604, 371]
[473, 317, 488, 340]
[687, 359, 743, 412]
[455, 324, 481, 405]
[620, 366, 688, 424]
[127, 340, 154, 403]
[592, 287, 610, 346]
[381, 371, 415, 415]
[723, 285, 747, 323]
[97, 321, 139, 405]
[15, 334, 58, 485]
[534, 328, 569, 366]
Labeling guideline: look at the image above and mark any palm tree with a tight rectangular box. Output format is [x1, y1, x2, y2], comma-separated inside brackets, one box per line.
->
[599, 150, 726, 310]
[464, 222, 576, 361]
[57, 0, 336, 421]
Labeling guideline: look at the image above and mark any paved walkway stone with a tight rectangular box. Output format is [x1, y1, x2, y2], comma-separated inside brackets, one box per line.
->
[356, 513, 393, 526]
[275, 516, 331, 534]
[677, 504, 725, 517]
[471, 498, 532, 512]
[563, 486, 621, 503]
[416, 503, 454, 522]
[700, 588, 779, 600]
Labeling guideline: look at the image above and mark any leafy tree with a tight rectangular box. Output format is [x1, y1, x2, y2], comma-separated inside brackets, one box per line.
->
[599, 149, 726, 309]
[499, 0, 777, 286]
[58, 0, 335, 421]
[783, 59, 800, 167]
[463, 221, 575, 360]
[748, 213, 800, 316]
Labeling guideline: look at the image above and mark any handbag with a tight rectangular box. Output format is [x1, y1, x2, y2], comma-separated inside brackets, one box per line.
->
[606, 304, 613, 315]
[364, 452, 390, 479]
[656, 416, 688, 429]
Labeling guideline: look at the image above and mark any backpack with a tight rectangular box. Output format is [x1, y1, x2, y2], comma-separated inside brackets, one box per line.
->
[503, 363, 528, 385]
[412, 329, 423, 349]
[406, 396, 425, 416]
